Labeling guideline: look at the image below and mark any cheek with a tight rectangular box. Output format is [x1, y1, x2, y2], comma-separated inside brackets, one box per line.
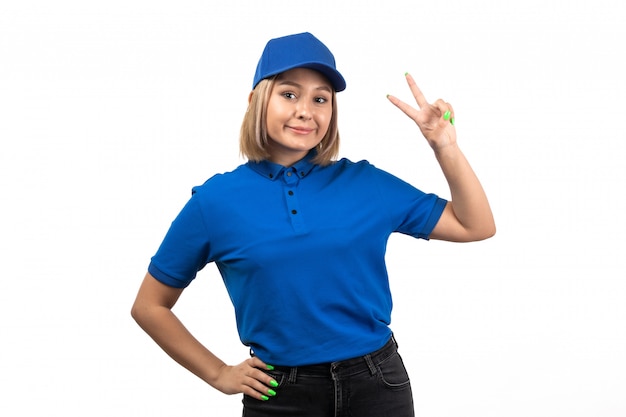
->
[316, 106, 331, 123]
[320, 111, 333, 132]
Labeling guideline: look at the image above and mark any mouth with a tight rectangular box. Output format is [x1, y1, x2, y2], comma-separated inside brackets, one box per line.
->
[287, 126, 315, 135]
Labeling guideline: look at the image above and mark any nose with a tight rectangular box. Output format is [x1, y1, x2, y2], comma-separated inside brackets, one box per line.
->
[296, 100, 311, 120]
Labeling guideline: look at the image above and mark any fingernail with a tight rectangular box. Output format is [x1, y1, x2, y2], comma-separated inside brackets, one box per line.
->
[266, 365, 275, 371]
[443, 110, 451, 121]
[450, 117, 455, 125]
[404, 72, 409, 76]
[270, 380, 279, 388]
[268, 389, 277, 396]
[261, 395, 269, 401]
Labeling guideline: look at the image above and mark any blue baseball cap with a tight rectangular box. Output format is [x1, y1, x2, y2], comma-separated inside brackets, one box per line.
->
[252, 32, 346, 92]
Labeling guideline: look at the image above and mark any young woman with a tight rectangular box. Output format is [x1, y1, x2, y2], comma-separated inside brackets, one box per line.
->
[131, 32, 495, 416]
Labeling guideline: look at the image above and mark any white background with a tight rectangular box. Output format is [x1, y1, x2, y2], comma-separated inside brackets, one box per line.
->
[1, 1, 625, 416]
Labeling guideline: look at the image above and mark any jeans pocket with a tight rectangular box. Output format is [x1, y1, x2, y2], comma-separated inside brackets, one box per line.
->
[376, 352, 411, 390]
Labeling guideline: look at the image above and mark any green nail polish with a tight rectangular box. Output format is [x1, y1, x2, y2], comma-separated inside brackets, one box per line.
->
[266, 365, 275, 371]
[261, 395, 269, 401]
[268, 389, 277, 396]
[443, 111, 451, 121]
[270, 380, 279, 388]
[450, 117, 455, 125]
[404, 72, 409, 76]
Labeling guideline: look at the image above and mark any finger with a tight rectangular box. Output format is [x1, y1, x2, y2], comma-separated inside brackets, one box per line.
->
[387, 94, 420, 121]
[244, 376, 278, 401]
[248, 356, 272, 371]
[447, 102, 456, 125]
[405, 72, 429, 109]
[246, 358, 279, 395]
[433, 99, 454, 123]
[438, 100, 455, 125]
[241, 381, 276, 401]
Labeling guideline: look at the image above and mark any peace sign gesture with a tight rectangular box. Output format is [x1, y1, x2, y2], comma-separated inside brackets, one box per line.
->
[387, 73, 456, 152]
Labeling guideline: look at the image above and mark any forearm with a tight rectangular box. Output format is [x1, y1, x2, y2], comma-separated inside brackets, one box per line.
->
[132, 272, 279, 400]
[386, 73, 496, 241]
[434, 143, 495, 241]
[132, 304, 225, 387]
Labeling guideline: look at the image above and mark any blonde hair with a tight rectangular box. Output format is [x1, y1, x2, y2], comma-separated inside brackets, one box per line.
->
[239, 76, 340, 166]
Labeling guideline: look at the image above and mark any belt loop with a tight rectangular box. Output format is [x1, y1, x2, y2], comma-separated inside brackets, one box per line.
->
[364, 354, 377, 376]
[288, 367, 297, 383]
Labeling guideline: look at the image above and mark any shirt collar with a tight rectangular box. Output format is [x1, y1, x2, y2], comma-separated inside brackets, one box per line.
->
[247, 150, 317, 181]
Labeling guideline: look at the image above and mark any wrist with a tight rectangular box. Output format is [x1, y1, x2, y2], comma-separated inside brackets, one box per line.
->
[433, 142, 462, 160]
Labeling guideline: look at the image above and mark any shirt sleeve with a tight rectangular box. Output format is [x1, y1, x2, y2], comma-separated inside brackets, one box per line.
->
[148, 194, 212, 288]
[369, 164, 447, 239]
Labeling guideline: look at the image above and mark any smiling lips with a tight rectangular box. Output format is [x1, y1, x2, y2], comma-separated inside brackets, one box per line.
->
[287, 125, 315, 135]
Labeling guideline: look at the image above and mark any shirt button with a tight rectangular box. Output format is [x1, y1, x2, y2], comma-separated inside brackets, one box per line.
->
[288, 190, 294, 196]
[287, 171, 292, 177]
[291, 209, 297, 215]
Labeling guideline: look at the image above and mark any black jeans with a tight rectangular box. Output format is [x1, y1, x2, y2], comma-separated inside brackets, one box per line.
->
[242, 336, 414, 417]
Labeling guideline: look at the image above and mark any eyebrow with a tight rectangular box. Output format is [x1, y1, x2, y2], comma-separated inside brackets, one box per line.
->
[276, 80, 333, 93]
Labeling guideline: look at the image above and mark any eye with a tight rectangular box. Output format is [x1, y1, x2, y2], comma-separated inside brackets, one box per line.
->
[314, 96, 329, 104]
[281, 92, 296, 100]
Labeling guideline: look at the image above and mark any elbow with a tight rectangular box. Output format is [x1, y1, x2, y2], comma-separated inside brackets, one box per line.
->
[483, 227, 496, 241]
[130, 303, 141, 324]
[130, 300, 147, 326]
[487, 216, 497, 238]
[131, 302, 155, 333]
[459, 220, 495, 242]
[472, 209, 496, 241]
[475, 221, 496, 241]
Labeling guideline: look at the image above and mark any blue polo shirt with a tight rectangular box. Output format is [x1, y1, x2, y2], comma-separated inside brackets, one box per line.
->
[148, 152, 447, 366]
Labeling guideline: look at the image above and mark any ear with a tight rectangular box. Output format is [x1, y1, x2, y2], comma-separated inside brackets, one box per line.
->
[248, 91, 254, 104]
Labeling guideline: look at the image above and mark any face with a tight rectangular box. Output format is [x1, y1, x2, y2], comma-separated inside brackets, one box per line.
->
[265, 68, 333, 166]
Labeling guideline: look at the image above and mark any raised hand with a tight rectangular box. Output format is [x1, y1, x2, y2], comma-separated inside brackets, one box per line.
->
[387, 72, 456, 152]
